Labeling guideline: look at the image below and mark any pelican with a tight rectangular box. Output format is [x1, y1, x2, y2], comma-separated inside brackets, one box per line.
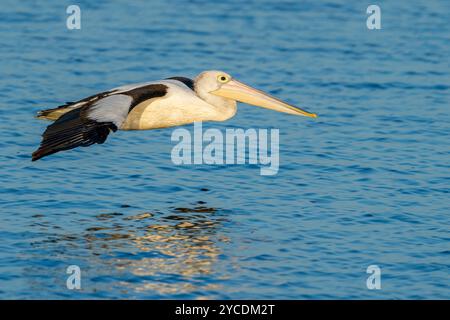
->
[32, 70, 317, 161]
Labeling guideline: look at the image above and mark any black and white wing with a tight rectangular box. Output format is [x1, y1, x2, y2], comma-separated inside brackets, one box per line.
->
[32, 83, 169, 161]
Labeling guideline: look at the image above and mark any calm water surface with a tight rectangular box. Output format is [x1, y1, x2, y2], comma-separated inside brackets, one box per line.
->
[0, 0, 449, 299]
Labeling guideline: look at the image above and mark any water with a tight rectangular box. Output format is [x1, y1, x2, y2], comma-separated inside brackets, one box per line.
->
[0, 0, 449, 299]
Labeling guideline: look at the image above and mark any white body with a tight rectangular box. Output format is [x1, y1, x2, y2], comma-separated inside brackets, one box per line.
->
[120, 80, 237, 130]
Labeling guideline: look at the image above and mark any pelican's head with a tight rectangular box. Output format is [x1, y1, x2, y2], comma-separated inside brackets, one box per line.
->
[195, 70, 317, 118]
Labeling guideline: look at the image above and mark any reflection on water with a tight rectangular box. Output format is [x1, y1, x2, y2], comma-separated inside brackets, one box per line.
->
[25, 201, 231, 298]
[79, 202, 230, 296]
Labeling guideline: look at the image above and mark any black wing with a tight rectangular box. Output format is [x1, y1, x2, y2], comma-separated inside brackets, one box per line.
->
[32, 84, 168, 161]
[32, 106, 117, 161]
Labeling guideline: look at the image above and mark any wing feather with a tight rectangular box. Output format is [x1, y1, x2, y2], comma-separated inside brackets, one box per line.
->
[32, 83, 170, 161]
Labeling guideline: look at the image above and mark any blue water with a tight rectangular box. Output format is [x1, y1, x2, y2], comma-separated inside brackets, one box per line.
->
[0, 0, 449, 299]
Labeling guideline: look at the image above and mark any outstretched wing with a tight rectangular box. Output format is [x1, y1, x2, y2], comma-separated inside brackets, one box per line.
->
[32, 95, 131, 161]
[32, 83, 169, 161]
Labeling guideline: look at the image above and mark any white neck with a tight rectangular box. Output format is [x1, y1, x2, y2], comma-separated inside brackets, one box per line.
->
[195, 85, 237, 121]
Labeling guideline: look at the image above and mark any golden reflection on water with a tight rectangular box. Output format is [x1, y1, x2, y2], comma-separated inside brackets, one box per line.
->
[84, 202, 230, 297]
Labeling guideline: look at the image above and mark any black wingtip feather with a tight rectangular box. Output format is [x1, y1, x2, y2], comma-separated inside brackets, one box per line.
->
[32, 107, 117, 161]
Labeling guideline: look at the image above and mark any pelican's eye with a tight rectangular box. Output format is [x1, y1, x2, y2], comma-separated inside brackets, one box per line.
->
[217, 75, 229, 83]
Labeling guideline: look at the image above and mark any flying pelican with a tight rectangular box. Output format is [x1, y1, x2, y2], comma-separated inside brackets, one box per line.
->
[32, 70, 317, 161]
